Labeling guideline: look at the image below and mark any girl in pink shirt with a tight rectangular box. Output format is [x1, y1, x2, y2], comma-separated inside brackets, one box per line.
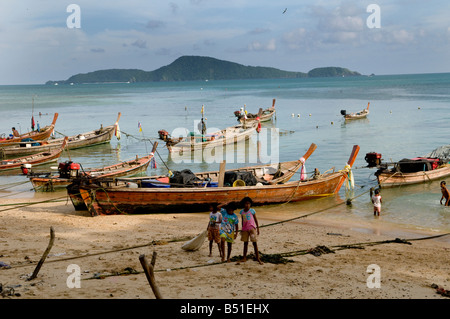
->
[239, 197, 263, 265]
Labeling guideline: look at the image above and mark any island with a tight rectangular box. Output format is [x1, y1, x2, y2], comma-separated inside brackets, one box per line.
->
[46, 56, 361, 85]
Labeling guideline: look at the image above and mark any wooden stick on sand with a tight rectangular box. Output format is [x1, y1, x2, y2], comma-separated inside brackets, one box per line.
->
[139, 252, 163, 299]
[28, 227, 55, 281]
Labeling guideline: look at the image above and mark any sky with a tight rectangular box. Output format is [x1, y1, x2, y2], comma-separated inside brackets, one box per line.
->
[1, 0, 449, 85]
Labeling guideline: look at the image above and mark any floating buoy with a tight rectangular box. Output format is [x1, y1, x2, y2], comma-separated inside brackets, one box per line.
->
[331, 121, 334, 125]
[309, 114, 312, 117]
[297, 114, 300, 118]
[291, 113, 294, 117]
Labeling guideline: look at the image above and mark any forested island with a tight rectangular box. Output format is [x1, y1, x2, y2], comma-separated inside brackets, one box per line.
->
[46, 56, 361, 85]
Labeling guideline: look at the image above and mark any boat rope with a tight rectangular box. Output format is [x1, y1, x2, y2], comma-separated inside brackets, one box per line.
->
[120, 130, 171, 174]
[0, 195, 68, 212]
[79, 232, 450, 279]
[0, 180, 30, 191]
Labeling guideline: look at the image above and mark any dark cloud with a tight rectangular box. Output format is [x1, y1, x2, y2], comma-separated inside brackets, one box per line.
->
[146, 20, 165, 29]
[90, 48, 105, 53]
[131, 39, 147, 49]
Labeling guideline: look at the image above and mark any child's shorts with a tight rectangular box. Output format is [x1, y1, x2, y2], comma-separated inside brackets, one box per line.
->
[241, 228, 257, 242]
[208, 228, 221, 243]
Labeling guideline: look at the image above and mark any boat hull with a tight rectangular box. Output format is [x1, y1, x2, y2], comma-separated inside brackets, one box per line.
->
[0, 113, 120, 158]
[376, 164, 450, 188]
[75, 172, 348, 216]
[30, 153, 154, 191]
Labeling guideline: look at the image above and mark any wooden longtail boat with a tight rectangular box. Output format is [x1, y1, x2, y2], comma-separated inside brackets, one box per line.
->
[235, 99, 276, 123]
[0, 113, 121, 158]
[0, 137, 68, 172]
[375, 157, 450, 188]
[167, 121, 259, 153]
[341, 102, 370, 120]
[0, 113, 59, 147]
[68, 144, 360, 216]
[29, 142, 157, 192]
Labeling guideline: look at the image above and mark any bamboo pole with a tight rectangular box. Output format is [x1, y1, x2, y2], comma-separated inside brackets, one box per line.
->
[139, 252, 163, 299]
[28, 227, 55, 281]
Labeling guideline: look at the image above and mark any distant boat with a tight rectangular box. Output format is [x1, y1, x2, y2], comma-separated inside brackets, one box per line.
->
[0, 137, 68, 172]
[28, 142, 158, 192]
[0, 113, 59, 148]
[66, 144, 360, 216]
[234, 99, 276, 123]
[341, 102, 370, 120]
[0, 113, 121, 158]
[162, 121, 259, 153]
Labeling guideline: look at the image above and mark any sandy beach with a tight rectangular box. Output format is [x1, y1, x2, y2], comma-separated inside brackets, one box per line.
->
[0, 194, 449, 303]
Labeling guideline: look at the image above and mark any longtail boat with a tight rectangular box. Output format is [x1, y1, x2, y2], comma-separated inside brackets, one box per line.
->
[0, 113, 59, 147]
[67, 144, 360, 216]
[0, 113, 121, 158]
[234, 99, 276, 123]
[166, 121, 259, 153]
[0, 136, 68, 172]
[341, 102, 370, 120]
[374, 157, 450, 188]
[29, 142, 157, 192]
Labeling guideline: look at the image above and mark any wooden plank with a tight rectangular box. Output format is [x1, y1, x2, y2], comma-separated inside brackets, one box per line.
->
[218, 160, 226, 187]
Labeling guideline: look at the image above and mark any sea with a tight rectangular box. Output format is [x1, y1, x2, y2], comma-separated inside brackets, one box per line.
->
[1, 73, 449, 238]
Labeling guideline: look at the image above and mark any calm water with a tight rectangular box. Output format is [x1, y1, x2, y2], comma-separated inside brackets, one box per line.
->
[1, 73, 449, 234]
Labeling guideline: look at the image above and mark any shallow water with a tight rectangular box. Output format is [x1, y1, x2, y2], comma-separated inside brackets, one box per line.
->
[1, 73, 449, 234]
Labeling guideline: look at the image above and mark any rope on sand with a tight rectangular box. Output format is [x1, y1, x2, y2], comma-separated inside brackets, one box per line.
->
[80, 231, 450, 279]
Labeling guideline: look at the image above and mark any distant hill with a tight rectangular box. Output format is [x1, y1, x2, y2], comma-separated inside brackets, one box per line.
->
[46, 56, 361, 85]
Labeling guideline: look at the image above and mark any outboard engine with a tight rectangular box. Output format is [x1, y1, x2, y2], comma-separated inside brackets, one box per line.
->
[158, 129, 169, 141]
[340, 110, 347, 116]
[365, 152, 382, 167]
[58, 161, 80, 178]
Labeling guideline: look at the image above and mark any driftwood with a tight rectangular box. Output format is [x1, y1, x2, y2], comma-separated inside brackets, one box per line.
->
[28, 227, 55, 281]
[139, 252, 163, 299]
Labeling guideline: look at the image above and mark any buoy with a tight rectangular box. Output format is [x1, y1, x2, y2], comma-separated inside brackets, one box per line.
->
[331, 121, 334, 125]
[291, 113, 294, 117]
[297, 114, 300, 117]
[309, 114, 312, 116]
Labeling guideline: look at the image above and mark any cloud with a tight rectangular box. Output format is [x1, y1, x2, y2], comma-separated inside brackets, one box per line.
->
[146, 20, 165, 30]
[248, 28, 271, 35]
[247, 38, 276, 52]
[90, 48, 105, 53]
[282, 28, 308, 50]
[131, 39, 147, 49]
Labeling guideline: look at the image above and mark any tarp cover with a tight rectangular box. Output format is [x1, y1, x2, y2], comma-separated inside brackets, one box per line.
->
[169, 169, 201, 187]
[398, 158, 431, 173]
[224, 171, 257, 186]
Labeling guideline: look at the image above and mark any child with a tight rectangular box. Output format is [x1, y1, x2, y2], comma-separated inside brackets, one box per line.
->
[207, 203, 223, 258]
[239, 197, 263, 265]
[372, 189, 382, 216]
[219, 203, 239, 263]
[440, 181, 450, 206]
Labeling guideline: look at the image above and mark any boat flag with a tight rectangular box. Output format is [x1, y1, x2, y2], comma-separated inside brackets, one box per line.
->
[150, 156, 157, 169]
[138, 122, 142, 132]
[31, 116, 35, 131]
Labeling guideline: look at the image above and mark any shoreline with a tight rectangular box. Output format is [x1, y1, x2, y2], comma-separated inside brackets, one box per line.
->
[0, 197, 449, 300]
